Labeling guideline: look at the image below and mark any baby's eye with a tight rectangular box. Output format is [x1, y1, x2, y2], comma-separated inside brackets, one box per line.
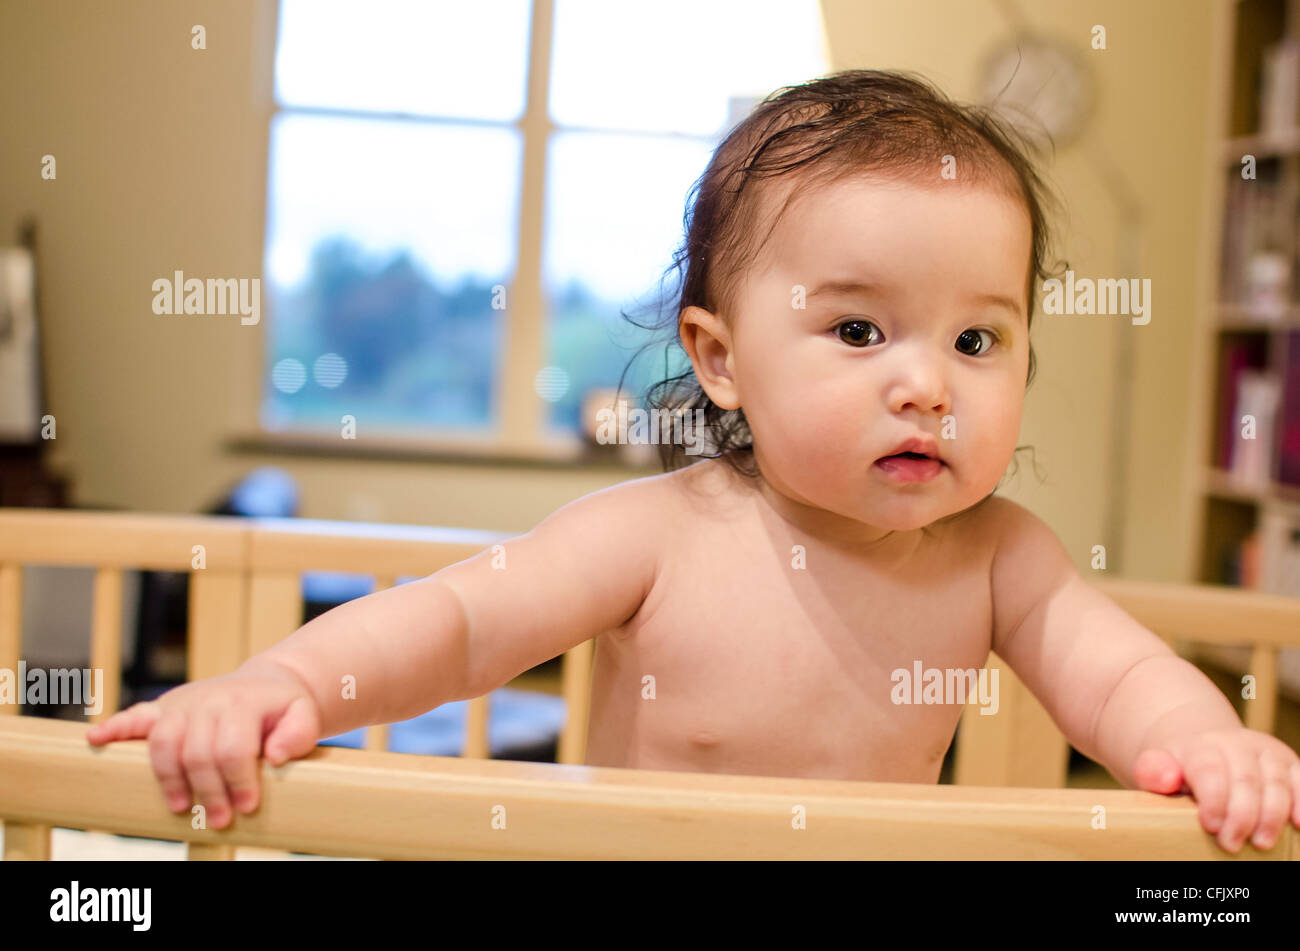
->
[837, 319, 881, 347]
[955, 328, 998, 356]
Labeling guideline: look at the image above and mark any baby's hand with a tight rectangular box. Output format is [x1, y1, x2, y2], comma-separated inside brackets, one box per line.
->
[1133, 728, 1300, 852]
[86, 663, 321, 829]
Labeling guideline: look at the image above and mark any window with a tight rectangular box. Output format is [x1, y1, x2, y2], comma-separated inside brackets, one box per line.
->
[263, 0, 828, 451]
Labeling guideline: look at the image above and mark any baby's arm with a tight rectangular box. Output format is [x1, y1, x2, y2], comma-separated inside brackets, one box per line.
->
[87, 477, 661, 825]
[263, 475, 660, 732]
[987, 499, 1300, 852]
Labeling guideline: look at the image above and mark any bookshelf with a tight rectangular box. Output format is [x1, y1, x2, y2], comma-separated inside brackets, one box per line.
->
[1205, 0, 1300, 590]
[1195, 0, 1300, 719]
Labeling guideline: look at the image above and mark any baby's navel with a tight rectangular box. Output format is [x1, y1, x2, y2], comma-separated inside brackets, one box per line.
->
[690, 729, 722, 747]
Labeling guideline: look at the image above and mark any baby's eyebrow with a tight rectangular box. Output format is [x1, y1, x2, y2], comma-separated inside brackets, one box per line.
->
[806, 279, 884, 300]
[966, 291, 1025, 319]
[807, 280, 1024, 318]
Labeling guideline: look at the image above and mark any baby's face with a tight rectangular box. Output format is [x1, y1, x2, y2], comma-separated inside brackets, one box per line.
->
[686, 172, 1032, 537]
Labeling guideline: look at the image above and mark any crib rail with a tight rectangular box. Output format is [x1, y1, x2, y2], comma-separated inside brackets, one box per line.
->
[4, 508, 1300, 859]
[1, 717, 1291, 860]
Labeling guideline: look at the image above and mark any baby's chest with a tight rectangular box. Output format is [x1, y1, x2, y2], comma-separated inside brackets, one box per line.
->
[625, 554, 995, 743]
[651, 584, 987, 691]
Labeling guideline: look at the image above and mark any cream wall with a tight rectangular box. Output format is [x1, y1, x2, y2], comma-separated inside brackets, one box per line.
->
[822, 0, 1221, 582]
[0, 0, 1221, 575]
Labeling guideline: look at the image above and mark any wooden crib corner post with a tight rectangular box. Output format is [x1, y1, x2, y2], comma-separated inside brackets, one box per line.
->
[953, 651, 1070, 788]
[187, 566, 251, 861]
[88, 567, 124, 724]
[188, 569, 250, 683]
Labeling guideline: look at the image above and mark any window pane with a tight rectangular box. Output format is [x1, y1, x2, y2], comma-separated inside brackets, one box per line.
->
[263, 113, 521, 432]
[275, 0, 531, 120]
[550, 0, 828, 134]
[542, 132, 708, 435]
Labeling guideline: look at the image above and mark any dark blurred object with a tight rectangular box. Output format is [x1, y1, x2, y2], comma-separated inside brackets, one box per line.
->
[0, 220, 67, 506]
[0, 220, 48, 445]
[0, 443, 68, 507]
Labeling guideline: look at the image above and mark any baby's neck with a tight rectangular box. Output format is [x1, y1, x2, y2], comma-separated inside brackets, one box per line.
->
[750, 471, 926, 560]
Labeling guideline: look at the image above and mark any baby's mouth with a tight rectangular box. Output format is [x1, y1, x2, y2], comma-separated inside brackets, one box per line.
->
[873, 451, 947, 482]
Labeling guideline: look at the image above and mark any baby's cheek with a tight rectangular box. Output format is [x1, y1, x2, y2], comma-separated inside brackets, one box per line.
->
[957, 410, 1021, 486]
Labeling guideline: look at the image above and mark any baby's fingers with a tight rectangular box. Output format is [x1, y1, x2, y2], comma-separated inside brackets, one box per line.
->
[214, 712, 263, 816]
[86, 701, 161, 745]
[147, 713, 194, 814]
[263, 696, 320, 766]
[1249, 756, 1294, 851]
[1180, 745, 1230, 837]
[180, 710, 234, 829]
[1216, 743, 1261, 852]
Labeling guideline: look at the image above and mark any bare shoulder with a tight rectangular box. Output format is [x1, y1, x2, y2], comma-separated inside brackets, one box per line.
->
[539, 466, 679, 537]
[530, 457, 740, 549]
[982, 497, 1072, 569]
[980, 496, 1080, 652]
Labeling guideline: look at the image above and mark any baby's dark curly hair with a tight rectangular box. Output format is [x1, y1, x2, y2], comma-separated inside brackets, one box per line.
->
[616, 67, 1064, 478]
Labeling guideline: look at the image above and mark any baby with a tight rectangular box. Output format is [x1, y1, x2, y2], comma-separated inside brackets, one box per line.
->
[89, 69, 1300, 854]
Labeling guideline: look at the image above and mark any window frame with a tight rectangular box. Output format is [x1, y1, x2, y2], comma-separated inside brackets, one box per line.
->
[252, 0, 800, 463]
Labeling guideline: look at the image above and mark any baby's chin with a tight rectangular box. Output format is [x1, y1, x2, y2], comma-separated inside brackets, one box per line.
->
[826, 486, 989, 534]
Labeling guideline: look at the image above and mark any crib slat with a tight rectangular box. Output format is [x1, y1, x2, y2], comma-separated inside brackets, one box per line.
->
[3, 820, 51, 860]
[557, 638, 594, 764]
[0, 564, 20, 717]
[189, 571, 249, 681]
[89, 567, 124, 722]
[953, 652, 1069, 788]
[187, 842, 236, 861]
[365, 723, 390, 752]
[363, 575, 399, 753]
[1244, 644, 1279, 734]
[463, 695, 490, 758]
[247, 572, 302, 657]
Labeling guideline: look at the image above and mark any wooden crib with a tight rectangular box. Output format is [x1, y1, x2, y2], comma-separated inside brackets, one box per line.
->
[0, 507, 1296, 860]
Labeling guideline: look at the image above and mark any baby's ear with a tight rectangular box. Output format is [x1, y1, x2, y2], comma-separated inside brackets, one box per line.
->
[678, 305, 741, 410]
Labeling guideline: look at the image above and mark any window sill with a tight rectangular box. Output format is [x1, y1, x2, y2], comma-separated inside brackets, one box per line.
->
[224, 431, 664, 475]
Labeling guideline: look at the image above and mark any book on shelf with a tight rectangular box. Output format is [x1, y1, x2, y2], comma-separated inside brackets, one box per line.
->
[1218, 173, 1283, 307]
[1281, 332, 1300, 486]
[1229, 369, 1281, 485]
[1213, 334, 1300, 489]
[1261, 37, 1300, 138]
[1225, 515, 1300, 596]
